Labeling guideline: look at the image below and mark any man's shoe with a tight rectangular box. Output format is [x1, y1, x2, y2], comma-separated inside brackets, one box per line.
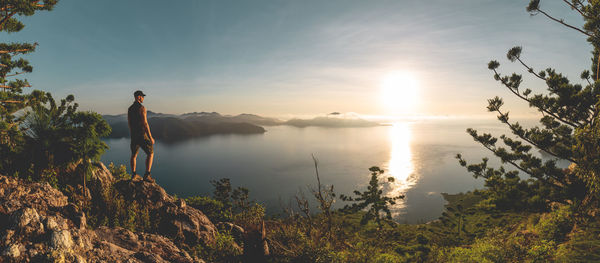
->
[132, 173, 142, 181]
[143, 172, 155, 183]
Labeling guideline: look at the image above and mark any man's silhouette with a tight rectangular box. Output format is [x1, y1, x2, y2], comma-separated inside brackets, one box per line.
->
[128, 90, 155, 182]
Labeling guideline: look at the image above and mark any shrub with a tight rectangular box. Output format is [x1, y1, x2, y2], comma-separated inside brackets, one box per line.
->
[535, 205, 573, 242]
[191, 231, 242, 263]
[108, 162, 130, 180]
[527, 239, 556, 263]
[185, 195, 231, 222]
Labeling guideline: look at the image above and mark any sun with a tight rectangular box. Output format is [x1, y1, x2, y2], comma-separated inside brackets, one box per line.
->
[380, 71, 419, 114]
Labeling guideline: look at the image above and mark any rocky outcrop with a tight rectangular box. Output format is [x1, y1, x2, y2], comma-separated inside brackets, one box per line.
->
[113, 179, 217, 247]
[0, 174, 211, 262]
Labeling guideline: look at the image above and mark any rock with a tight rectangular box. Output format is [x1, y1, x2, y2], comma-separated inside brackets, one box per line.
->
[114, 179, 217, 247]
[10, 207, 40, 228]
[64, 161, 116, 190]
[2, 243, 23, 258]
[51, 230, 74, 251]
[95, 227, 198, 263]
[91, 161, 116, 188]
[133, 251, 165, 263]
[178, 198, 186, 208]
[62, 203, 86, 229]
[75, 254, 87, 263]
[45, 216, 60, 231]
[0, 174, 68, 216]
[96, 227, 142, 252]
[1, 229, 15, 246]
[0, 171, 212, 263]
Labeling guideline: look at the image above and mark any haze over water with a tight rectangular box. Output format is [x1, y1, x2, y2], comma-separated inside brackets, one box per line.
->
[101, 118, 521, 223]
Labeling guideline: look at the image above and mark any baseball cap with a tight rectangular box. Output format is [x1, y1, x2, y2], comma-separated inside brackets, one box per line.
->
[134, 90, 146, 97]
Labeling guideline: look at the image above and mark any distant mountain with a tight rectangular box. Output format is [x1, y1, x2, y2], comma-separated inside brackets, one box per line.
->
[284, 115, 379, 128]
[103, 111, 378, 140]
[181, 112, 283, 126]
[149, 117, 265, 141]
[103, 112, 268, 141]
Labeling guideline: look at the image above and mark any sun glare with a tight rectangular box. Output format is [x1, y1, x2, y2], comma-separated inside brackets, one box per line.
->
[380, 71, 419, 114]
[386, 122, 417, 212]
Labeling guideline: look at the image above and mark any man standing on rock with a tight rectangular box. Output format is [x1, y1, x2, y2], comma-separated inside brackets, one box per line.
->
[128, 90, 155, 182]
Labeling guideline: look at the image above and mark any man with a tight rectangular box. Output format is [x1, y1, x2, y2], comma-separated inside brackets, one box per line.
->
[128, 90, 155, 182]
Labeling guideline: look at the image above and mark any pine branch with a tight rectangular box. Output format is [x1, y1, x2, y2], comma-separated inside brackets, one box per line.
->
[0, 11, 17, 30]
[0, 84, 31, 89]
[495, 108, 577, 163]
[516, 57, 546, 80]
[493, 69, 579, 128]
[484, 142, 563, 188]
[562, 0, 589, 18]
[477, 140, 535, 178]
[5, 71, 25, 77]
[0, 48, 34, 54]
[0, 6, 14, 12]
[536, 8, 593, 38]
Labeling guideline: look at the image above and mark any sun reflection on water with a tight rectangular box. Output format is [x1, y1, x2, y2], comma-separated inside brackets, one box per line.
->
[385, 122, 418, 215]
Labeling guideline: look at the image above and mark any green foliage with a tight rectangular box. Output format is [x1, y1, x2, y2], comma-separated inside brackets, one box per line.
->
[233, 202, 265, 228]
[39, 169, 58, 188]
[340, 166, 404, 228]
[554, 220, 600, 262]
[86, 177, 156, 232]
[210, 178, 251, 213]
[186, 195, 231, 223]
[527, 239, 556, 263]
[457, 157, 550, 212]
[186, 178, 259, 226]
[457, 0, 600, 212]
[0, 0, 58, 33]
[108, 162, 130, 180]
[535, 205, 574, 242]
[291, 245, 337, 263]
[17, 92, 110, 193]
[0, 0, 58, 175]
[190, 231, 242, 263]
[439, 202, 470, 238]
[22, 93, 109, 173]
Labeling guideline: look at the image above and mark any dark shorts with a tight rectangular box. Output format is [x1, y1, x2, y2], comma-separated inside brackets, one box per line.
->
[131, 135, 153, 155]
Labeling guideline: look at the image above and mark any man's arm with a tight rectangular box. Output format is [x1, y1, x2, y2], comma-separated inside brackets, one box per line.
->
[127, 111, 132, 134]
[141, 107, 155, 144]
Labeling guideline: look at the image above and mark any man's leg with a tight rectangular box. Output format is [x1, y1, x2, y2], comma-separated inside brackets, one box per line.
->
[145, 152, 154, 174]
[130, 144, 139, 175]
[142, 142, 155, 182]
[130, 152, 138, 174]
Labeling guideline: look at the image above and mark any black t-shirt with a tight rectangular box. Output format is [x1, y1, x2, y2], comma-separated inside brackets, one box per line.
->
[128, 101, 145, 138]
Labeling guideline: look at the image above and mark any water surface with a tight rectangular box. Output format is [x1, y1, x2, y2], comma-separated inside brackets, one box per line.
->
[102, 119, 513, 223]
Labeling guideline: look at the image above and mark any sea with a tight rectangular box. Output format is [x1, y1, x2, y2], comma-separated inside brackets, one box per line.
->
[101, 118, 537, 223]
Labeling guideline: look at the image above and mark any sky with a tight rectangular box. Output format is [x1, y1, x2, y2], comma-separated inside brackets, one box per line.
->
[2, 0, 593, 119]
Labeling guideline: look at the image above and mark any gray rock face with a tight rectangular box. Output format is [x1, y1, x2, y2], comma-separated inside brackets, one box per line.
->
[0, 173, 209, 262]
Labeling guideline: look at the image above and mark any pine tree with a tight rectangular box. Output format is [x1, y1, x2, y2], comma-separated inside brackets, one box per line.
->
[340, 166, 404, 228]
[0, 0, 58, 174]
[457, 0, 600, 212]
